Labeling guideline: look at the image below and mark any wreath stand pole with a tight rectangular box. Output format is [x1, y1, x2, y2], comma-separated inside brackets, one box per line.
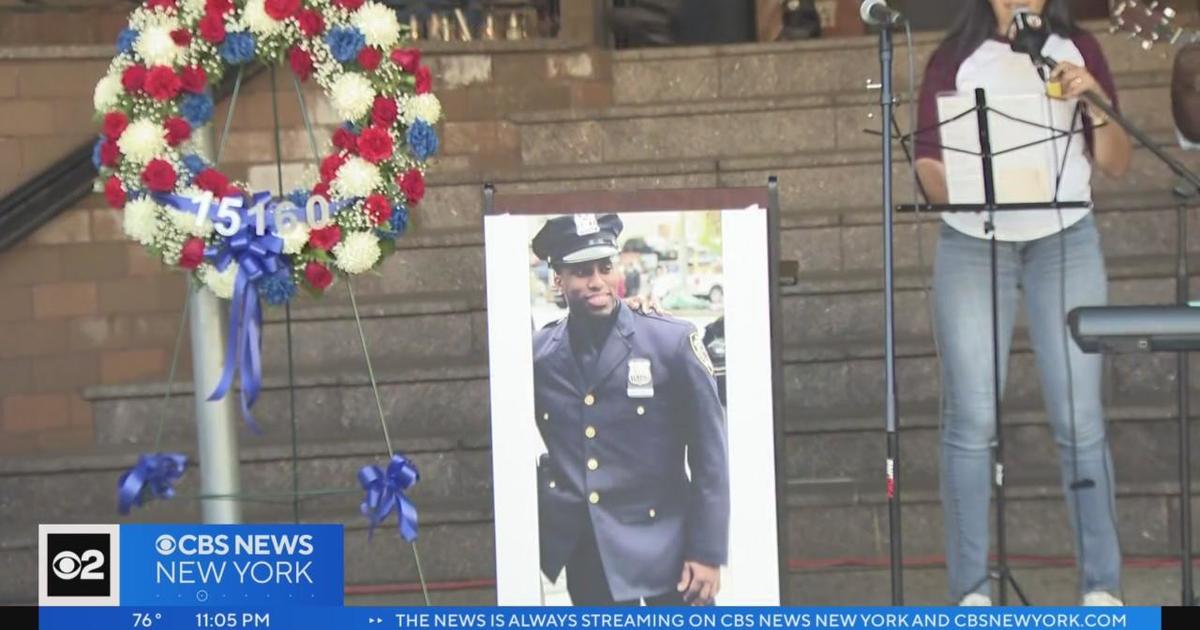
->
[189, 87, 244, 525]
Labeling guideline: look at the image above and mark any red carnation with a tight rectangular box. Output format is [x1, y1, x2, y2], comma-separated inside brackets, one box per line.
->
[304, 261, 333, 290]
[308, 224, 342, 251]
[319, 153, 345, 183]
[164, 116, 191, 146]
[121, 65, 147, 92]
[265, 0, 300, 20]
[357, 47, 382, 72]
[179, 237, 206, 270]
[414, 65, 432, 94]
[199, 12, 227, 44]
[144, 66, 182, 101]
[397, 169, 425, 205]
[141, 159, 177, 193]
[180, 66, 206, 93]
[102, 111, 129, 140]
[288, 47, 314, 81]
[104, 176, 126, 208]
[334, 0, 364, 10]
[194, 169, 229, 196]
[297, 10, 324, 37]
[390, 48, 420, 73]
[356, 127, 394, 163]
[371, 96, 397, 128]
[312, 181, 330, 199]
[170, 29, 192, 47]
[332, 127, 357, 152]
[146, 0, 176, 10]
[364, 194, 391, 225]
[99, 138, 119, 167]
[205, 0, 232, 14]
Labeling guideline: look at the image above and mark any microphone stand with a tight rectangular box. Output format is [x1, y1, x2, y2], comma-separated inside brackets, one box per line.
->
[874, 17, 904, 606]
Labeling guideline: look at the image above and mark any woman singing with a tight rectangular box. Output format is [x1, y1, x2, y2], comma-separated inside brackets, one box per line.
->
[914, 0, 1132, 606]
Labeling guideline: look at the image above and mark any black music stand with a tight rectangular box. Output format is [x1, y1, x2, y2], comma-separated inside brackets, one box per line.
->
[894, 87, 1090, 606]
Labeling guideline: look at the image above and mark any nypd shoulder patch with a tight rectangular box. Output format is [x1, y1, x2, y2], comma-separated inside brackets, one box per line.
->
[689, 330, 715, 376]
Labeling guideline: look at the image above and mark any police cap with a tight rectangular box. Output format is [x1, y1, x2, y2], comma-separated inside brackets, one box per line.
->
[531, 214, 624, 265]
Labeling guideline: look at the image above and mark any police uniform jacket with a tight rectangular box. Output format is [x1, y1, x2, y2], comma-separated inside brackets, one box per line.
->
[533, 303, 730, 601]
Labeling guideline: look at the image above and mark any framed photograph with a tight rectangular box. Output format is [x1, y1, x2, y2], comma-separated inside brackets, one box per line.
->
[483, 185, 785, 606]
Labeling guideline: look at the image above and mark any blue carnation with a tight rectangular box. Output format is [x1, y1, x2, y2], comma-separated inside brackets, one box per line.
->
[182, 154, 208, 176]
[390, 206, 409, 235]
[341, 121, 361, 134]
[180, 92, 214, 126]
[260, 272, 297, 306]
[406, 120, 439, 161]
[219, 32, 256, 65]
[325, 27, 365, 63]
[91, 136, 105, 170]
[116, 28, 138, 55]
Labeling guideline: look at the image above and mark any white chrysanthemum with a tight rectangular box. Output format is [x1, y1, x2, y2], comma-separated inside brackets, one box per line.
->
[329, 73, 375, 121]
[169, 207, 214, 237]
[134, 25, 180, 66]
[402, 93, 442, 125]
[201, 262, 239, 300]
[332, 231, 381, 274]
[333, 157, 382, 198]
[280, 222, 310, 254]
[181, 0, 206, 14]
[123, 197, 160, 246]
[243, 0, 282, 34]
[117, 119, 167, 165]
[94, 74, 122, 111]
[353, 3, 401, 49]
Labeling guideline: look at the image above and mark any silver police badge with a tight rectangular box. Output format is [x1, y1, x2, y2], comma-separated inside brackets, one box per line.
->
[627, 358, 654, 398]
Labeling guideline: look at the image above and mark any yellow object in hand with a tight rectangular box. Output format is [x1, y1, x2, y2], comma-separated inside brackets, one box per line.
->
[1045, 80, 1064, 99]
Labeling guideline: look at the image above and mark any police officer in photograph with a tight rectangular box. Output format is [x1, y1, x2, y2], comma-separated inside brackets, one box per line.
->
[530, 213, 730, 606]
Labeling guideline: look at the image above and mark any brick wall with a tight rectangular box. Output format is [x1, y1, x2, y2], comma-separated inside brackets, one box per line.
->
[0, 41, 613, 455]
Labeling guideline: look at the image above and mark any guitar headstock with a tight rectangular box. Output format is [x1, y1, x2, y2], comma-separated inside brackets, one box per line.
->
[1111, 0, 1183, 49]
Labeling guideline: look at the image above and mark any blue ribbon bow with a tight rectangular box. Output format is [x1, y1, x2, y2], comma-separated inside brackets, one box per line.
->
[358, 454, 420, 541]
[156, 190, 357, 432]
[117, 452, 187, 515]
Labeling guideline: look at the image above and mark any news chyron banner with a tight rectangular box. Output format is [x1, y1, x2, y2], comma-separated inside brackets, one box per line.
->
[29, 523, 1190, 630]
[38, 524, 343, 608]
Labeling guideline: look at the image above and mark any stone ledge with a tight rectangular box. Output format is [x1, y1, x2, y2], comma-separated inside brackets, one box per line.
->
[83, 356, 490, 402]
[0, 433, 487, 477]
[513, 71, 1171, 125]
[0, 495, 494, 550]
[263, 290, 486, 325]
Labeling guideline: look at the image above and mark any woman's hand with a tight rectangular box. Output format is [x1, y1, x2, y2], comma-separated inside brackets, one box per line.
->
[1050, 60, 1103, 101]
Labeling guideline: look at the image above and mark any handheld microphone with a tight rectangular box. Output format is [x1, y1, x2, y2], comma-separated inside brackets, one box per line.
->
[1008, 7, 1051, 66]
[859, 0, 902, 26]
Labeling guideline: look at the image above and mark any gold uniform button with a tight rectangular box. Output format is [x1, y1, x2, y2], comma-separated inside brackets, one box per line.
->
[588, 491, 600, 504]
[585, 426, 597, 439]
[636, 406, 645, 416]
[584, 394, 595, 406]
[548, 481, 556, 489]
[648, 509, 656, 518]
[587, 458, 599, 471]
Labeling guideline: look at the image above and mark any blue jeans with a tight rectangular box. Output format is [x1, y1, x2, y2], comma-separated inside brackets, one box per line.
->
[933, 214, 1121, 601]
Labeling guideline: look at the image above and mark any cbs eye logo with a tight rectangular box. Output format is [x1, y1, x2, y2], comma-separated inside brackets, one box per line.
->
[47, 534, 110, 596]
[39, 525, 120, 605]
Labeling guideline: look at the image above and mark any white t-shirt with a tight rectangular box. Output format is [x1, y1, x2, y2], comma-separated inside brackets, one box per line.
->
[916, 32, 1118, 242]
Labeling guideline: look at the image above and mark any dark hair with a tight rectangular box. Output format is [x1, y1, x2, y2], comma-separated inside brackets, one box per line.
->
[944, 0, 1078, 58]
